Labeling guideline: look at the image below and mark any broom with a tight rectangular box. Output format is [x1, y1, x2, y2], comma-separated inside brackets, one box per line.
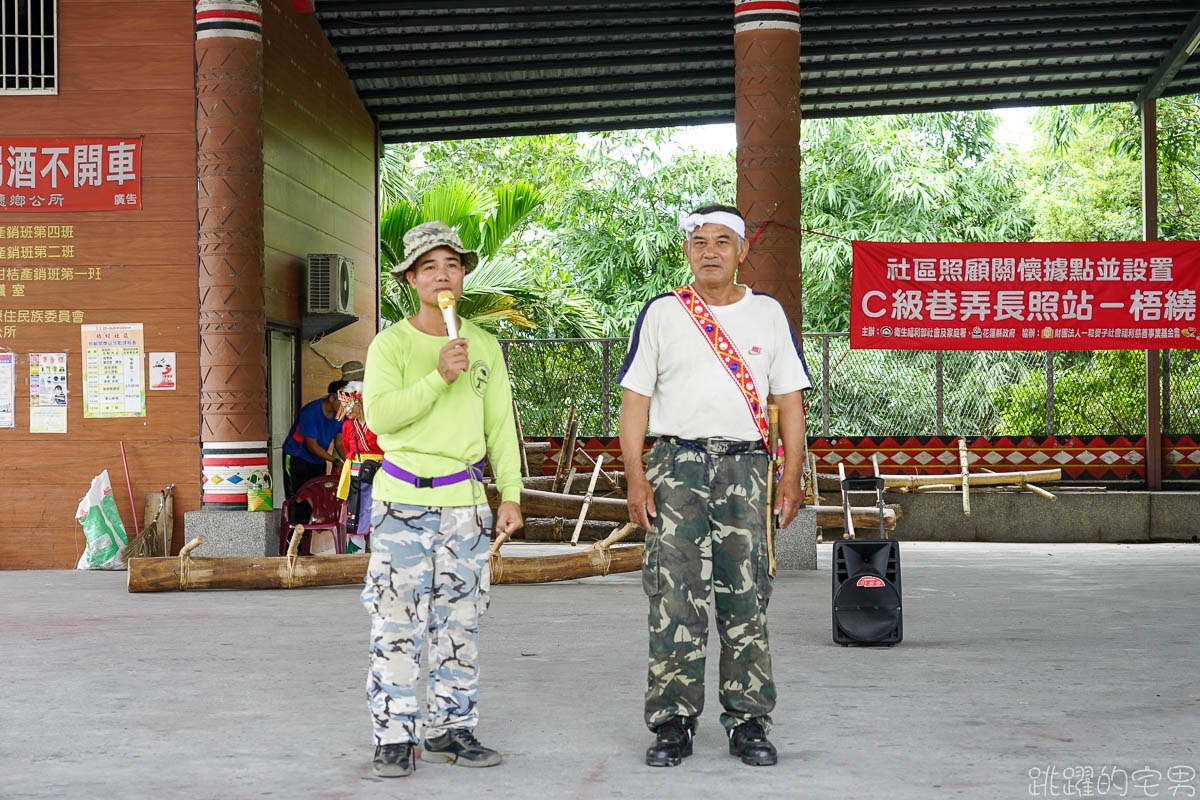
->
[123, 487, 172, 560]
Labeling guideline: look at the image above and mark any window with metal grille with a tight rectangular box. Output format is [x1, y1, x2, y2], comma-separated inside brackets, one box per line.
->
[1, 0, 57, 93]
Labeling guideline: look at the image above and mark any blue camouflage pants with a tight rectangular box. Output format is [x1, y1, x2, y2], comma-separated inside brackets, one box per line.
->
[362, 501, 492, 746]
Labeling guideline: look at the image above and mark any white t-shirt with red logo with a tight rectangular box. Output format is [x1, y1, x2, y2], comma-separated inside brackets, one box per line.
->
[618, 286, 812, 442]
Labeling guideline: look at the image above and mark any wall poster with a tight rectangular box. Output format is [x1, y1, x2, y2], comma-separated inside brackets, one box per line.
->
[149, 352, 176, 391]
[0, 350, 14, 428]
[81, 323, 144, 418]
[29, 352, 67, 433]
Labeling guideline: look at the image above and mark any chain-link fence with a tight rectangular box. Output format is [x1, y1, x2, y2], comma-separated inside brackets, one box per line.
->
[501, 334, 1194, 437]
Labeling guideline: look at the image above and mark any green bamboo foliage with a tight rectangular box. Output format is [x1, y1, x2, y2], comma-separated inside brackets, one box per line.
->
[378, 175, 603, 337]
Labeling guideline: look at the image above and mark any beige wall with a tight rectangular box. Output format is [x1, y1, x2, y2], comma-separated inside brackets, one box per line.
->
[262, 0, 378, 407]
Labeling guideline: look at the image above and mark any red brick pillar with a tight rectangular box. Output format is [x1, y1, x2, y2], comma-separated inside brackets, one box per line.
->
[734, 0, 803, 331]
[195, 1, 268, 509]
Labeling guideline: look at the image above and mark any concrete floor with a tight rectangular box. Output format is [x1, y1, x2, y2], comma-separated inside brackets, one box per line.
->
[2, 542, 1198, 800]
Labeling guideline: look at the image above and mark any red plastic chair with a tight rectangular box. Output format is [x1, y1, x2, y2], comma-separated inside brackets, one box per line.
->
[279, 475, 348, 556]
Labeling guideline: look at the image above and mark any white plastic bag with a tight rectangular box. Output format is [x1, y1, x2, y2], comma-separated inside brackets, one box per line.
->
[74, 469, 129, 570]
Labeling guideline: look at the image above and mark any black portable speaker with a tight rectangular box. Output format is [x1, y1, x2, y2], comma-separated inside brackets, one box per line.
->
[832, 538, 903, 645]
[832, 476, 902, 646]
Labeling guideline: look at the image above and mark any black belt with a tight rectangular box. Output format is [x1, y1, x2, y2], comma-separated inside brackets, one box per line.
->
[664, 436, 763, 455]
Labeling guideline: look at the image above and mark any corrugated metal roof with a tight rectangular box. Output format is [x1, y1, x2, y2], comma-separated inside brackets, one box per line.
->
[313, 1, 1200, 142]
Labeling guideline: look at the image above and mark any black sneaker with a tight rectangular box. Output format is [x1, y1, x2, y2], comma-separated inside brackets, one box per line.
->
[372, 743, 415, 777]
[728, 719, 777, 766]
[420, 727, 502, 767]
[645, 716, 694, 767]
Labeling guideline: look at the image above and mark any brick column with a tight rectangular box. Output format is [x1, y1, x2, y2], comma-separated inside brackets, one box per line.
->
[196, 1, 268, 509]
[733, 0, 803, 331]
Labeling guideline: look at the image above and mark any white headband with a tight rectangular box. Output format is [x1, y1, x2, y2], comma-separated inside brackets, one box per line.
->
[680, 211, 746, 240]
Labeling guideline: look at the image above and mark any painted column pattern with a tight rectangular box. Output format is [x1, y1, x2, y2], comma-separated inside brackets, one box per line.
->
[733, 0, 804, 331]
[196, 1, 269, 508]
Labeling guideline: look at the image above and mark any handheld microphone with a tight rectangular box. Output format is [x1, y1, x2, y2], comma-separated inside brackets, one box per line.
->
[437, 290, 459, 339]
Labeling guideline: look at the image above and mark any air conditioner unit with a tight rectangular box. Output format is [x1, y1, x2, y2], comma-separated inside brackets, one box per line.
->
[306, 254, 354, 315]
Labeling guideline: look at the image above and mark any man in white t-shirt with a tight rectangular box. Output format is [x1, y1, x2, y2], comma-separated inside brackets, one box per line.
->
[618, 204, 811, 769]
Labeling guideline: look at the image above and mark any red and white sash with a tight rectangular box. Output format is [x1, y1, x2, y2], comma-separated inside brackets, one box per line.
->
[671, 285, 770, 452]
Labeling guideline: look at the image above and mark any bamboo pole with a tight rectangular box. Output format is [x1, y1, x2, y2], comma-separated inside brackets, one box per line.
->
[959, 438, 972, 517]
[805, 449, 819, 506]
[551, 406, 578, 493]
[513, 400, 530, 478]
[507, 473, 627, 494]
[570, 454, 606, 545]
[837, 462, 855, 539]
[592, 521, 638, 551]
[766, 405, 780, 578]
[574, 446, 621, 492]
[817, 468, 1061, 490]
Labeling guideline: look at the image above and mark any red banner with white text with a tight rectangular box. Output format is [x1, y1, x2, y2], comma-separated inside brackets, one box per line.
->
[850, 240, 1200, 350]
[0, 137, 143, 212]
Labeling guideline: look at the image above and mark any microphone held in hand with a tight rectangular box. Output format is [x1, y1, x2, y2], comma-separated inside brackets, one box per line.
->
[437, 290, 458, 339]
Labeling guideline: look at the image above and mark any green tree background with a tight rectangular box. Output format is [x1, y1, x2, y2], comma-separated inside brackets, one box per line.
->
[378, 97, 1200, 436]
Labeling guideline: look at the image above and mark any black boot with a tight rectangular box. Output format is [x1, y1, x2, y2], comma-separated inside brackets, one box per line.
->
[728, 719, 777, 766]
[645, 716, 694, 767]
[372, 743, 416, 777]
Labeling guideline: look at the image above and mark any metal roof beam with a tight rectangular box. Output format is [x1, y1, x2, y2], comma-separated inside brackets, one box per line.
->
[323, 0, 713, 11]
[320, 3, 1184, 31]
[373, 88, 733, 118]
[805, 75, 1147, 109]
[363, 60, 1157, 108]
[327, 21, 724, 49]
[340, 29, 1175, 72]
[340, 37, 730, 68]
[321, 7, 727, 29]
[802, 5, 1190, 28]
[1132, 9, 1200, 107]
[798, 0, 1187, 15]
[353, 46, 1150, 94]
[360, 71, 733, 101]
[381, 111, 735, 144]
[350, 52, 730, 82]
[378, 100, 733, 131]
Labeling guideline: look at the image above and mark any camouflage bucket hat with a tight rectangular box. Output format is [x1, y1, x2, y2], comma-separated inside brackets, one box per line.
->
[389, 221, 479, 279]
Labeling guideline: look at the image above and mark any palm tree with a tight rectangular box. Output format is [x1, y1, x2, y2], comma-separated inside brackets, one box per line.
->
[379, 169, 603, 338]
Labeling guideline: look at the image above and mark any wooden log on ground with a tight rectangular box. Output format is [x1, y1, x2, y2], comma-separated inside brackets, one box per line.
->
[128, 552, 371, 593]
[516, 473, 626, 495]
[487, 485, 630, 523]
[490, 545, 643, 584]
[813, 504, 900, 531]
[521, 518, 643, 543]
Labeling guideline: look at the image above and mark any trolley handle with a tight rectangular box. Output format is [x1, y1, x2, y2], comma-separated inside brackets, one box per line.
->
[840, 477, 887, 539]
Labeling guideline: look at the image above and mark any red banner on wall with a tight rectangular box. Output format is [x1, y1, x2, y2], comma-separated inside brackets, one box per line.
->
[850, 240, 1200, 351]
[0, 137, 143, 213]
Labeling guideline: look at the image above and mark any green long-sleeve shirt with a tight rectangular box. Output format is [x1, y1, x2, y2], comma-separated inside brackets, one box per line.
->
[362, 318, 522, 508]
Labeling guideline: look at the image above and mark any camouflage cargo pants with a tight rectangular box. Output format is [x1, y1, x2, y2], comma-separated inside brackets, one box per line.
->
[361, 501, 492, 746]
[642, 438, 775, 733]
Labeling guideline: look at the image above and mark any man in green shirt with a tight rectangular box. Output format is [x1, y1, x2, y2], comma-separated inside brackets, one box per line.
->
[362, 221, 524, 778]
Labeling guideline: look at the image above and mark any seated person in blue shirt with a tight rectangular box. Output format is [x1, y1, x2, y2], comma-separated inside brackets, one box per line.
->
[283, 380, 348, 522]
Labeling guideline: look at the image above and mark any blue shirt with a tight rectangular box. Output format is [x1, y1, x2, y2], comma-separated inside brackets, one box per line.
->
[283, 398, 342, 464]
